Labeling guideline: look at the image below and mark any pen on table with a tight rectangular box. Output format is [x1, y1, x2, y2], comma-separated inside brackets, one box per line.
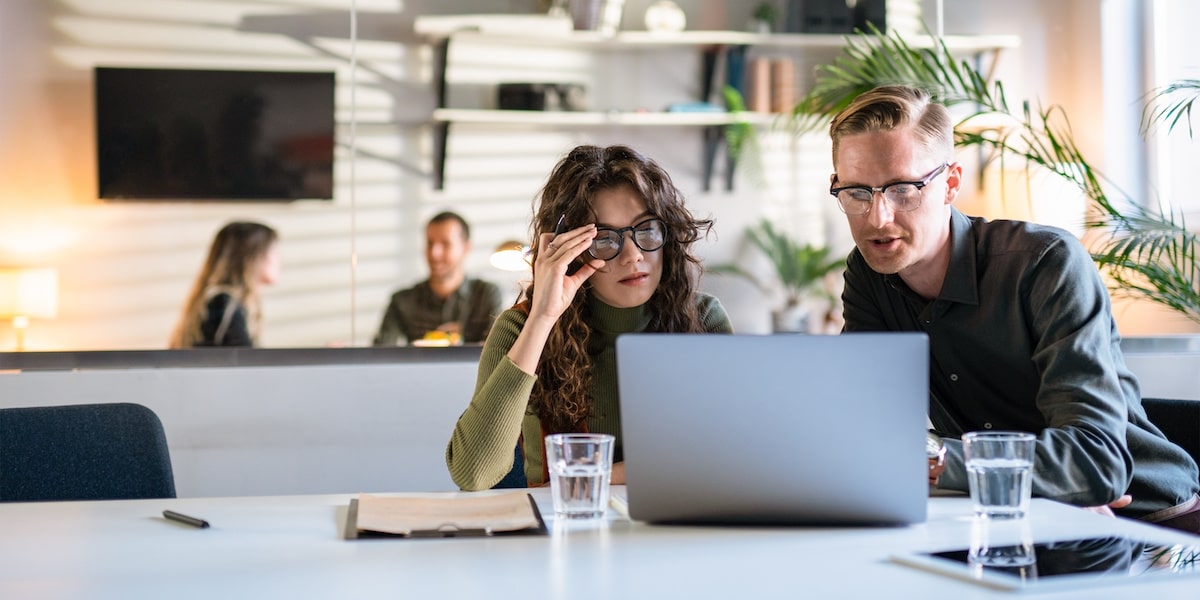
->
[163, 510, 210, 529]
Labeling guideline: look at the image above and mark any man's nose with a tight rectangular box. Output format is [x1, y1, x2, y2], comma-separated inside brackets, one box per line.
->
[867, 192, 896, 227]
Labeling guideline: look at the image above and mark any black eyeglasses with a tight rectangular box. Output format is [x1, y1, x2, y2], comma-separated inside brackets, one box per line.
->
[588, 218, 666, 261]
[829, 162, 950, 216]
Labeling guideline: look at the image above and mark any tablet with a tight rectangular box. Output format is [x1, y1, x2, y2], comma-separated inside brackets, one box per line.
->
[891, 535, 1200, 593]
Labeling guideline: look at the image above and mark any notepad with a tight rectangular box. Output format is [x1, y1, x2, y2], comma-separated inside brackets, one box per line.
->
[343, 492, 547, 539]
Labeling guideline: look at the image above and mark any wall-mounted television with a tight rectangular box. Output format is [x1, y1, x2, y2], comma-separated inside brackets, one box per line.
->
[95, 67, 335, 201]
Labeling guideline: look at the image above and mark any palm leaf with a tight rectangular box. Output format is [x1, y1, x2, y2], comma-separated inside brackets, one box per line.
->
[711, 219, 845, 306]
[1141, 79, 1200, 138]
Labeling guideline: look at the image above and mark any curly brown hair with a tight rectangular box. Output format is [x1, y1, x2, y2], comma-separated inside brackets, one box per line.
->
[523, 145, 714, 432]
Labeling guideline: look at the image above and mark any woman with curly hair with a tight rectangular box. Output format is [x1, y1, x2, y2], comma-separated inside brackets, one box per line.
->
[446, 145, 732, 490]
[169, 221, 280, 348]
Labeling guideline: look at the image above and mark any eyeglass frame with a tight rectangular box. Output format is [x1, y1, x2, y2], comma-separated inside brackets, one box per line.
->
[828, 162, 951, 216]
[587, 218, 667, 261]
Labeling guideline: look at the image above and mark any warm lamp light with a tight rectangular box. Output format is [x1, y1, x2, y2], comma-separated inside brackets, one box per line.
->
[490, 240, 531, 272]
[0, 267, 59, 351]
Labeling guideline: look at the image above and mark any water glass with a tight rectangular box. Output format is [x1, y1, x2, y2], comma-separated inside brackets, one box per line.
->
[968, 516, 1038, 580]
[545, 433, 615, 519]
[962, 431, 1035, 519]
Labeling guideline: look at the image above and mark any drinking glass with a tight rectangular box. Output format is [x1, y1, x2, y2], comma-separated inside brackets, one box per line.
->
[544, 433, 615, 519]
[962, 431, 1035, 519]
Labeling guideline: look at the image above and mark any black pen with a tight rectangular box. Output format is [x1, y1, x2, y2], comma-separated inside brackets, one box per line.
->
[163, 509, 210, 529]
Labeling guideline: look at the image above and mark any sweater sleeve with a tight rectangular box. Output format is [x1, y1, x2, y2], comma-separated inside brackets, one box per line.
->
[445, 308, 537, 490]
[697, 292, 734, 333]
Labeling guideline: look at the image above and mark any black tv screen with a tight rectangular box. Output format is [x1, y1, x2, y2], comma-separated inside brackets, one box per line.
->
[95, 67, 335, 201]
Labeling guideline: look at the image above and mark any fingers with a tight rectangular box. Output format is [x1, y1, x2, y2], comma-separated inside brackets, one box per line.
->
[540, 224, 596, 262]
[1109, 494, 1133, 509]
[1082, 505, 1117, 517]
[1081, 494, 1133, 518]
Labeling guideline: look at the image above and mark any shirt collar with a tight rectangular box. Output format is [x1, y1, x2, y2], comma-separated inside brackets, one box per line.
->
[939, 208, 979, 306]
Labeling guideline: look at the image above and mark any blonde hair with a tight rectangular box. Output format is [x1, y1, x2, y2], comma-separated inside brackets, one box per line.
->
[829, 85, 954, 164]
[169, 221, 277, 348]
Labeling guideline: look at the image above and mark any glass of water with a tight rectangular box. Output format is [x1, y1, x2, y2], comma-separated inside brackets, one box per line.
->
[968, 515, 1038, 579]
[962, 431, 1036, 519]
[544, 433, 615, 519]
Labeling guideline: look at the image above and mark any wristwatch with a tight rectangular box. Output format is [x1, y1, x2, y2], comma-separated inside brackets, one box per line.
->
[926, 432, 947, 486]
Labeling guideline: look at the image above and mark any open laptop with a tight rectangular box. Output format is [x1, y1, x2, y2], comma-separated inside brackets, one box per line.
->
[616, 332, 929, 526]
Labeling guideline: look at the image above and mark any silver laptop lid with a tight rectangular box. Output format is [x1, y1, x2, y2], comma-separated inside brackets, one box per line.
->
[616, 332, 929, 526]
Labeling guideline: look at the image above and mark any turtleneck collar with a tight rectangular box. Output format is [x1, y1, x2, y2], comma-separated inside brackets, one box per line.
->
[587, 295, 651, 335]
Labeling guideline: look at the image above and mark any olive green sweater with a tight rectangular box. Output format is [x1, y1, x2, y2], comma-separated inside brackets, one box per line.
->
[446, 293, 732, 490]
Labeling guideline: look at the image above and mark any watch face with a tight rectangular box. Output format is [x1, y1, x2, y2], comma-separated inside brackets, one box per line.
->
[925, 434, 944, 458]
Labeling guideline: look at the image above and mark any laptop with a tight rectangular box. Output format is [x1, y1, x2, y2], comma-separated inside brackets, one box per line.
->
[615, 332, 929, 526]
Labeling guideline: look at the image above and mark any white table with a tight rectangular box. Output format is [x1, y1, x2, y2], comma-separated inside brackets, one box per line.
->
[0, 487, 1196, 599]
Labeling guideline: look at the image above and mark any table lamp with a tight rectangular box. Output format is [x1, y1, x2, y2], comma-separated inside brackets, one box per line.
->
[0, 267, 59, 351]
[490, 240, 531, 272]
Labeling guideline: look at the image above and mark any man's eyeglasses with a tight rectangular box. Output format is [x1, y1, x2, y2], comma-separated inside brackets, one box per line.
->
[588, 218, 666, 261]
[829, 162, 950, 216]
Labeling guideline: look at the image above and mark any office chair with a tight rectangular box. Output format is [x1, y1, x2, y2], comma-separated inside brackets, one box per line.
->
[1142, 397, 1200, 471]
[0, 402, 176, 502]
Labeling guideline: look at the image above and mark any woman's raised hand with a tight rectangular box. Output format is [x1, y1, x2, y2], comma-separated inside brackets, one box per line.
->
[506, 222, 606, 376]
[529, 224, 604, 321]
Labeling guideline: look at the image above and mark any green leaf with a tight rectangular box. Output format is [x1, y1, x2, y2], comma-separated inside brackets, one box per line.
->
[787, 25, 1200, 324]
[710, 219, 846, 306]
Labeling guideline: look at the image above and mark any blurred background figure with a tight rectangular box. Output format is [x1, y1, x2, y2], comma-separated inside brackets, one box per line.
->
[374, 211, 503, 346]
[169, 221, 280, 348]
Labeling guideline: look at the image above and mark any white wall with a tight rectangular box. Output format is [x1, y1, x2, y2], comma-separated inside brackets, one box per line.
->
[0, 357, 482, 496]
[0, 343, 1192, 499]
[0, 0, 1190, 353]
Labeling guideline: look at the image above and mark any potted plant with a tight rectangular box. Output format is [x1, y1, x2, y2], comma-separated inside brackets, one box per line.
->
[711, 219, 846, 333]
[790, 26, 1200, 325]
[751, 2, 777, 34]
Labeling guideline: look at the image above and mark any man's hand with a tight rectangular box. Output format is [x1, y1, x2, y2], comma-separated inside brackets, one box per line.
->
[1083, 494, 1132, 517]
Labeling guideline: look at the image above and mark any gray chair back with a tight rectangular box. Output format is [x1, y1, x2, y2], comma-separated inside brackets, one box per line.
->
[1142, 397, 1200, 469]
[0, 402, 176, 501]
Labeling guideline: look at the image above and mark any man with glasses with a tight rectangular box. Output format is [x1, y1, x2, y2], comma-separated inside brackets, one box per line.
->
[828, 85, 1200, 533]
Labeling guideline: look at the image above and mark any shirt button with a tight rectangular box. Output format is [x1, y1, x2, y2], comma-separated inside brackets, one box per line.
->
[984, 422, 993, 429]
[949, 373, 959, 381]
[923, 319, 931, 325]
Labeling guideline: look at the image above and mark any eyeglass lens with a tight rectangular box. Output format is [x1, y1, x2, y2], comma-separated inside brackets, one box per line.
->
[832, 163, 948, 215]
[837, 184, 922, 214]
[588, 219, 665, 260]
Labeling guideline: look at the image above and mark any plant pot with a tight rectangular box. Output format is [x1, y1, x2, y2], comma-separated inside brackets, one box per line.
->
[772, 304, 810, 334]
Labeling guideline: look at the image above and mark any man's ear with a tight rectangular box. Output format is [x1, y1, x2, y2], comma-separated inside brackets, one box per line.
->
[943, 162, 964, 205]
[829, 172, 838, 186]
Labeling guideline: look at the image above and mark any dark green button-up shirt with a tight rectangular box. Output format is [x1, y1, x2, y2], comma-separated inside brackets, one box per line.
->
[842, 208, 1198, 518]
[373, 277, 504, 346]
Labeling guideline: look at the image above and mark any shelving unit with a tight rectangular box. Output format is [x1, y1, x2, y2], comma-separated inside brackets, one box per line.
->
[423, 29, 1020, 190]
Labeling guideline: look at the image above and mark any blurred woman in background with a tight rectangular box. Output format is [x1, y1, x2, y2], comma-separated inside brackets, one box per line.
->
[169, 221, 280, 348]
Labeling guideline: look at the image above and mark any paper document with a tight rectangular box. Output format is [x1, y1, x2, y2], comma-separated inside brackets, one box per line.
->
[347, 492, 546, 538]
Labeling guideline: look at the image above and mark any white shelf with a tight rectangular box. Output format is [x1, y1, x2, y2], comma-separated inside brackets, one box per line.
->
[435, 29, 1020, 53]
[427, 27, 1020, 190]
[433, 108, 782, 127]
